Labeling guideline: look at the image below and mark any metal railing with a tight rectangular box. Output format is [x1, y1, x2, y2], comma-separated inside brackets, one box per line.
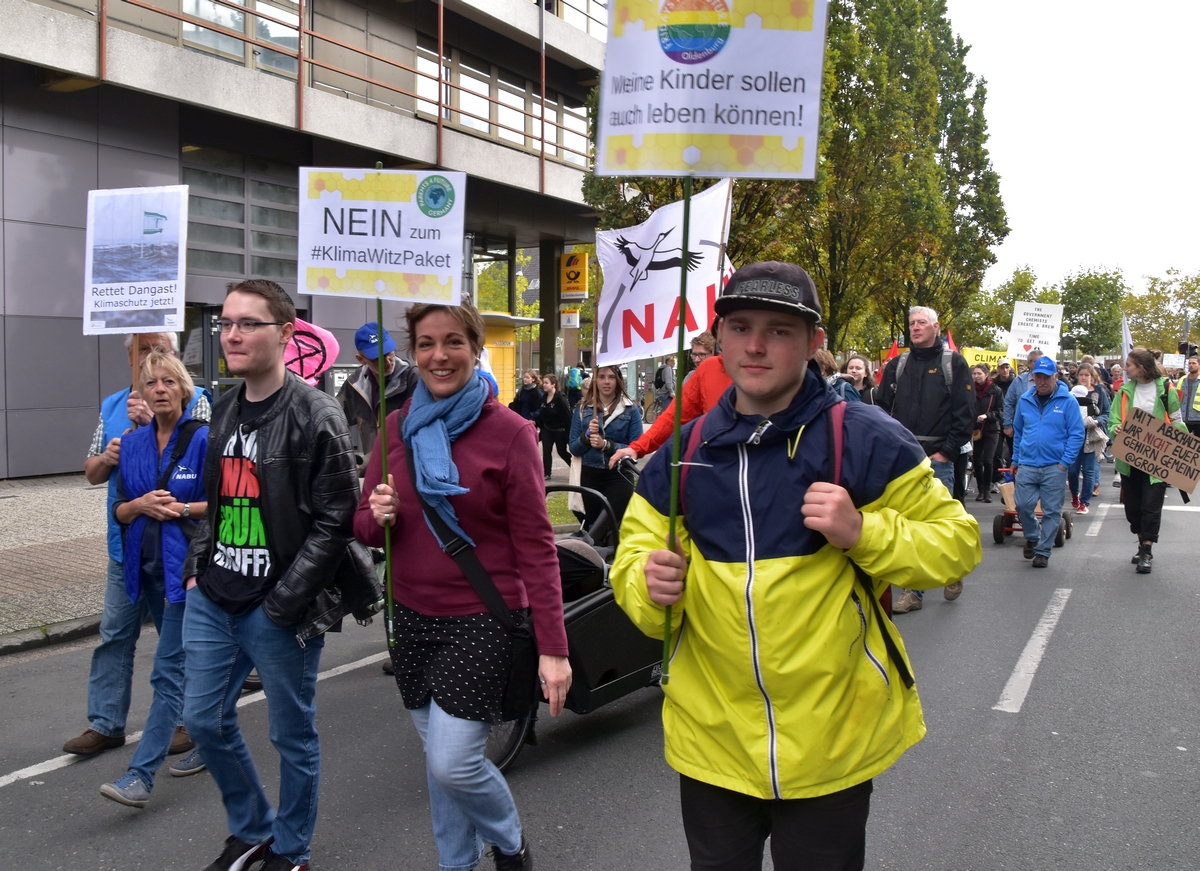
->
[94, 0, 594, 188]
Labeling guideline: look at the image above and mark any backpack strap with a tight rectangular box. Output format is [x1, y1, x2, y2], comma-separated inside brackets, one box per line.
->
[825, 400, 914, 690]
[676, 413, 708, 517]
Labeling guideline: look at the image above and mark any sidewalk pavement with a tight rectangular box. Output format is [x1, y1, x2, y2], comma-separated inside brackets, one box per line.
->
[0, 473, 111, 654]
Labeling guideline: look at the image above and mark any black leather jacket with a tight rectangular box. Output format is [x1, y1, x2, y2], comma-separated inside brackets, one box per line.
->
[183, 372, 383, 643]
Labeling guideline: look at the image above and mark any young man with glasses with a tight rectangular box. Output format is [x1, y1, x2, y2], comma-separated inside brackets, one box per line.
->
[182, 280, 381, 871]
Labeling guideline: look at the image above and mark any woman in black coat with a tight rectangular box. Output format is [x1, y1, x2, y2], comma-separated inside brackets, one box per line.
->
[538, 373, 572, 480]
[971, 365, 1004, 502]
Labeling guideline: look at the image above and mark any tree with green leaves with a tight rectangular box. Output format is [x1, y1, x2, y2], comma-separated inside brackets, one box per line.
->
[1123, 269, 1200, 352]
[1059, 268, 1126, 356]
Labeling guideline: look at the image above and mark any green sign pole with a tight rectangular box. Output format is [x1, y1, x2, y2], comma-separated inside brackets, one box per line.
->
[661, 174, 693, 685]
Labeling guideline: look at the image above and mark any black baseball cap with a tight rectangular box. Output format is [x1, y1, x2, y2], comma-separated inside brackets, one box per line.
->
[714, 261, 822, 324]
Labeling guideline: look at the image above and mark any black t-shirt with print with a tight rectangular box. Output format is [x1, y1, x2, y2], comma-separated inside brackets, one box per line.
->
[198, 390, 281, 615]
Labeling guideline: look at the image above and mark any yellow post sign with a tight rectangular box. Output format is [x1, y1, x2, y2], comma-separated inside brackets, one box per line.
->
[561, 252, 589, 301]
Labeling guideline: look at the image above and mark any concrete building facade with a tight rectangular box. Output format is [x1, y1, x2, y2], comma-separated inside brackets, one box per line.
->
[0, 0, 602, 476]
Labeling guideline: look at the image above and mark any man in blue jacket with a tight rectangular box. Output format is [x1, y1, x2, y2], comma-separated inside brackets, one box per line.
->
[1012, 356, 1085, 567]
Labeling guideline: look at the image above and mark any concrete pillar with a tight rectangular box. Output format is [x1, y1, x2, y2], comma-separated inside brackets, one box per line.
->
[539, 239, 563, 375]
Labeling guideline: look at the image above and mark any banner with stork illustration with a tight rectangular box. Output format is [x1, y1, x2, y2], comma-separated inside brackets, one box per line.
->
[594, 179, 733, 366]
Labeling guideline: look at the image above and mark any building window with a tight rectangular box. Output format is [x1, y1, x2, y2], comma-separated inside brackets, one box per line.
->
[183, 146, 299, 280]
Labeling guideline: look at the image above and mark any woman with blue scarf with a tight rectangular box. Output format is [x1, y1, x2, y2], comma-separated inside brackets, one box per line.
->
[99, 352, 208, 808]
[354, 300, 570, 871]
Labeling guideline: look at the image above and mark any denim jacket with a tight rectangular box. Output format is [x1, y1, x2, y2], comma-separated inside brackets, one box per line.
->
[569, 399, 644, 469]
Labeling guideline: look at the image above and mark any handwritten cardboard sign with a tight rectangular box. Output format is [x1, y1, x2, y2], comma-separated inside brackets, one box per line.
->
[1112, 407, 1200, 492]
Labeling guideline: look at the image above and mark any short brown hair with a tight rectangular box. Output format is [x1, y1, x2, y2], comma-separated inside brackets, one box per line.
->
[226, 279, 296, 325]
[140, 351, 195, 412]
[405, 297, 486, 358]
[813, 348, 837, 377]
[690, 331, 716, 353]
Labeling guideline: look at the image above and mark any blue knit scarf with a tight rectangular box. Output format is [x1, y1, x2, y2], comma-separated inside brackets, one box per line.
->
[402, 373, 490, 547]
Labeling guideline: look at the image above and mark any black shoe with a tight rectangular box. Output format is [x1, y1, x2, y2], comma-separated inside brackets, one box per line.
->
[258, 848, 309, 871]
[1131, 546, 1154, 565]
[1023, 540, 1036, 559]
[1032, 554, 1049, 568]
[975, 491, 984, 502]
[982, 493, 992, 503]
[381, 658, 395, 676]
[491, 837, 533, 871]
[241, 670, 263, 693]
[203, 835, 271, 871]
[1137, 547, 1153, 574]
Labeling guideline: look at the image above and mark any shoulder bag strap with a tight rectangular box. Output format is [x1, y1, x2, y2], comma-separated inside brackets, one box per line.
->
[401, 433, 515, 632]
[157, 419, 204, 491]
[826, 400, 915, 689]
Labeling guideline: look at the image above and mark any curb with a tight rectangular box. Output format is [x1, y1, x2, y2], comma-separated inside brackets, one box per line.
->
[0, 615, 102, 657]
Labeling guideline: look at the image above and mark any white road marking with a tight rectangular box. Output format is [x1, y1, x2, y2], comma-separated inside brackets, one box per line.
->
[0, 651, 389, 789]
[993, 588, 1072, 714]
[1162, 506, 1200, 512]
[1085, 503, 1111, 535]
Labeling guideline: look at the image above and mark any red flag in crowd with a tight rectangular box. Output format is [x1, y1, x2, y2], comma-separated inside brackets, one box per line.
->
[885, 339, 900, 361]
[945, 330, 958, 352]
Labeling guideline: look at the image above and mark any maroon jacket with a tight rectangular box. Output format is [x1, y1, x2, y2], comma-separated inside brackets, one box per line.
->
[354, 395, 569, 656]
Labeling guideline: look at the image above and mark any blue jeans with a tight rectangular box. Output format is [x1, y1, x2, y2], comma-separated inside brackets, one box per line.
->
[182, 586, 324, 864]
[1068, 450, 1099, 507]
[410, 698, 523, 871]
[87, 558, 164, 736]
[1015, 464, 1068, 557]
[128, 580, 185, 789]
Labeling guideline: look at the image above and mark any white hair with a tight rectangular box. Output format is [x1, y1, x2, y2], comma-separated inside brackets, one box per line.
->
[123, 332, 179, 354]
[909, 306, 939, 325]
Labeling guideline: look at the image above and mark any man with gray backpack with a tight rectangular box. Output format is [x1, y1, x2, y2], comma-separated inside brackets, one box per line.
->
[876, 306, 975, 613]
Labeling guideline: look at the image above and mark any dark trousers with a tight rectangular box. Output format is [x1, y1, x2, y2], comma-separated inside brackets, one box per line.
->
[579, 463, 634, 535]
[1121, 467, 1167, 543]
[1186, 421, 1200, 439]
[679, 775, 872, 871]
[540, 429, 570, 477]
[953, 452, 969, 502]
[974, 431, 999, 494]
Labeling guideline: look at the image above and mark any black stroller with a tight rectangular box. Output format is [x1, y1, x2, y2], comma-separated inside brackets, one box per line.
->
[485, 471, 663, 771]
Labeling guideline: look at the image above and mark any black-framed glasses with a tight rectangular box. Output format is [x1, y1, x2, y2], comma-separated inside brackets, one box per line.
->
[216, 319, 285, 333]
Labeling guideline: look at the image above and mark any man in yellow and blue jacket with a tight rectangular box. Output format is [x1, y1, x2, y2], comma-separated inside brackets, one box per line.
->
[611, 261, 982, 871]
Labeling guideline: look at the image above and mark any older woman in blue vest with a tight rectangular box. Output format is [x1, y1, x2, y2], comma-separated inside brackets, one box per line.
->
[99, 351, 209, 808]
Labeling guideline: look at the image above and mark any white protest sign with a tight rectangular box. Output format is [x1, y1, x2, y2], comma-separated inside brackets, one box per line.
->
[84, 186, 188, 335]
[595, 179, 733, 366]
[1162, 353, 1185, 369]
[595, 0, 830, 178]
[1006, 301, 1063, 361]
[297, 169, 465, 303]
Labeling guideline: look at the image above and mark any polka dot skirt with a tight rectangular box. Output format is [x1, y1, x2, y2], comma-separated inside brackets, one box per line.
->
[388, 603, 524, 724]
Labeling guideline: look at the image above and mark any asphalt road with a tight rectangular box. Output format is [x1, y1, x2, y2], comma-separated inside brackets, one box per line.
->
[2, 482, 1198, 870]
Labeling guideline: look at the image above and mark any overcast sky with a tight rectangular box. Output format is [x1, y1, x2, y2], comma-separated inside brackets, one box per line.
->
[941, 1, 1200, 295]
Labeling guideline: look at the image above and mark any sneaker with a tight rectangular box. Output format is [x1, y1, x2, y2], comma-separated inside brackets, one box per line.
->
[991, 484, 1000, 494]
[169, 749, 206, 777]
[892, 589, 922, 613]
[1113, 475, 1121, 488]
[1093, 484, 1101, 496]
[1032, 554, 1049, 568]
[1071, 495, 1081, 511]
[203, 835, 271, 871]
[99, 772, 151, 808]
[1077, 504, 1089, 515]
[491, 837, 533, 871]
[943, 580, 963, 601]
[169, 725, 194, 755]
[63, 729, 126, 756]
[1023, 539, 1036, 560]
[258, 849, 309, 871]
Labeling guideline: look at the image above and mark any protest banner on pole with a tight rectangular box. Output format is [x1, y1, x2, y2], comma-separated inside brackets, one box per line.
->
[1112, 407, 1200, 493]
[297, 168, 465, 303]
[594, 179, 734, 366]
[1162, 353, 1185, 370]
[84, 186, 188, 336]
[1006, 301, 1064, 361]
[596, 0, 830, 178]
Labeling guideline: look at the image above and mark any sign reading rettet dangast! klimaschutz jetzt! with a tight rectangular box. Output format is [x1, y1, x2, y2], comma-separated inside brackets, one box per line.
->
[596, 0, 830, 179]
[297, 168, 466, 304]
[84, 185, 189, 336]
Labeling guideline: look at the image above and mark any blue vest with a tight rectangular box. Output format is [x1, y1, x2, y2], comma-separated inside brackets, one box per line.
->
[118, 414, 209, 604]
[101, 386, 205, 562]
